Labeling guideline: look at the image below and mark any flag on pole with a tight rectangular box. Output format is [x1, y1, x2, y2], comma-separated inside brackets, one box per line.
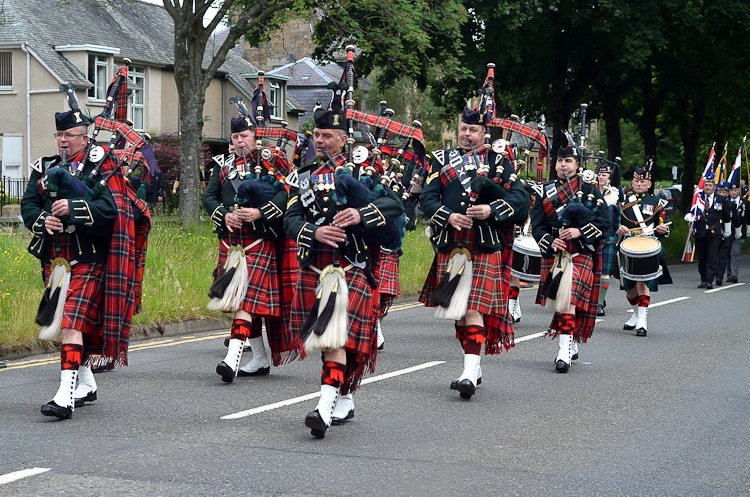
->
[727, 136, 745, 186]
[714, 142, 728, 186]
[685, 143, 716, 222]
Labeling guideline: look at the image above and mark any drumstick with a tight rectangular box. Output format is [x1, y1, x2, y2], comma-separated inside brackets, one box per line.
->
[627, 221, 672, 236]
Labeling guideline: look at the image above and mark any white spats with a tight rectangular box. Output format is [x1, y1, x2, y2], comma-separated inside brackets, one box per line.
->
[52, 369, 78, 410]
[376, 320, 385, 348]
[636, 306, 649, 333]
[222, 338, 245, 373]
[239, 336, 270, 374]
[623, 305, 640, 330]
[509, 298, 522, 322]
[458, 354, 480, 385]
[74, 366, 97, 401]
[331, 393, 354, 424]
[555, 334, 573, 367]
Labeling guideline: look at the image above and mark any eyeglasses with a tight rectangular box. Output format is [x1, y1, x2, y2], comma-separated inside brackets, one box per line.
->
[54, 133, 87, 139]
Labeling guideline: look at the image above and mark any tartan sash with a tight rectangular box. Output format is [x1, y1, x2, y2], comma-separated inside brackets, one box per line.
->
[542, 177, 579, 219]
[256, 126, 298, 143]
[346, 109, 426, 165]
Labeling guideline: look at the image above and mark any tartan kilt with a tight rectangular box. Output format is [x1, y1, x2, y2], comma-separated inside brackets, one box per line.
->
[290, 246, 378, 392]
[536, 247, 601, 342]
[263, 236, 305, 366]
[212, 237, 280, 317]
[376, 249, 400, 313]
[418, 226, 514, 354]
[42, 260, 106, 337]
[600, 237, 618, 277]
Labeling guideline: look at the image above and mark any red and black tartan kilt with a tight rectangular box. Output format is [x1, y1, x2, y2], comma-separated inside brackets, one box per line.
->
[43, 260, 106, 335]
[418, 227, 514, 354]
[263, 236, 305, 366]
[536, 247, 601, 342]
[290, 246, 378, 392]
[376, 249, 400, 314]
[536, 252, 594, 312]
[213, 237, 280, 317]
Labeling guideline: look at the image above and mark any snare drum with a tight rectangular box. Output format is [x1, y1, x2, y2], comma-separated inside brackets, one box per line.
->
[619, 236, 663, 281]
[511, 236, 542, 282]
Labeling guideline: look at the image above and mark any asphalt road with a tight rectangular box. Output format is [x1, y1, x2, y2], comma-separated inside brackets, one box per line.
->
[1, 259, 749, 496]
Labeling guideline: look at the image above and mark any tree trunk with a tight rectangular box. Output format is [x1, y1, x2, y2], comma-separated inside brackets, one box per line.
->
[595, 80, 623, 186]
[172, 19, 210, 224]
[677, 96, 706, 213]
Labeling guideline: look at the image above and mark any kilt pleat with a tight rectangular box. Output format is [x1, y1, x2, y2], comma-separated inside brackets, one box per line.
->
[43, 260, 106, 337]
[265, 236, 305, 366]
[290, 246, 378, 392]
[213, 238, 280, 317]
[536, 247, 601, 342]
[418, 227, 515, 354]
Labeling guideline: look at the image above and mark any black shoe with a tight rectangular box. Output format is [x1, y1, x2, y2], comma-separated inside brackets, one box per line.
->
[602, 299, 607, 309]
[378, 342, 384, 351]
[716, 279, 723, 286]
[596, 304, 605, 317]
[636, 328, 647, 337]
[237, 366, 270, 377]
[730, 277, 738, 283]
[697, 282, 707, 288]
[216, 361, 235, 383]
[243, 345, 253, 353]
[456, 379, 476, 398]
[705, 282, 713, 289]
[74, 390, 97, 408]
[624, 322, 636, 331]
[41, 400, 72, 419]
[224, 337, 230, 347]
[305, 410, 328, 438]
[331, 409, 354, 426]
[450, 376, 481, 390]
[555, 360, 570, 373]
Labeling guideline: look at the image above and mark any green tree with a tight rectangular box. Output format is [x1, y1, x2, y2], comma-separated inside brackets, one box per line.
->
[162, 0, 301, 223]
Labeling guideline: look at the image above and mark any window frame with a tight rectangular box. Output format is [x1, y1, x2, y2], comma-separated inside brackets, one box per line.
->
[129, 65, 145, 131]
[88, 54, 108, 101]
[0, 51, 12, 90]
[268, 81, 282, 120]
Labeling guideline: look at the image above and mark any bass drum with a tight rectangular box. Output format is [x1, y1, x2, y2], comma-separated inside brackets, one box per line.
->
[619, 236, 662, 281]
[511, 236, 541, 282]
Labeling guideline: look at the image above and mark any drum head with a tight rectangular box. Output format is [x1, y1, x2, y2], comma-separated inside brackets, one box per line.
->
[621, 236, 661, 255]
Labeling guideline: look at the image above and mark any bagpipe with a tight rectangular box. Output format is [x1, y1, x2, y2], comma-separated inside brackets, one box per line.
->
[37, 60, 152, 341]
[541, 106, 607, 313]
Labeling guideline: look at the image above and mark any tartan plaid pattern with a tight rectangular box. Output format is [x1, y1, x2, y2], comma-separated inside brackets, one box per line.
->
[93, 116, 145, 163]
[93, 157, 141, 368]
[110, 64, 128, 121]
[377, 249, 401, 300]
[213, 238, 281, 317]
[419, 226, 515, 354]
[439, 164, 459, 187]
[346, 109, 427, 166]
[600, 238, 618, 277]
[542, 177, 579, 219]
[486, 117, 550, 167]
[127, 185, 150, 315]
[537, 248, 602, 342]
[218, 151, 290, 185]
[263, 236, 305, 366]
[256, 126, 298, 143]
[43, 260, 106, 336]
[289, 245, 377, 392]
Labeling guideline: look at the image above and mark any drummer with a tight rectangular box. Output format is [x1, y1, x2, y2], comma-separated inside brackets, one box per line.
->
[616, 157, 670, 337]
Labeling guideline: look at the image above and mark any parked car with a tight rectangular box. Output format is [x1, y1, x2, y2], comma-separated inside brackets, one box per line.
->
[657, 187, 681, 212]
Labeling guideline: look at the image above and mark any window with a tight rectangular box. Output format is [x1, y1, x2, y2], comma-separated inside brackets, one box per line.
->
[0, 52, 11, 90]
[88, 55, 108, 100]
[269, 81, 281, 119]
[129, 66, 145, 131]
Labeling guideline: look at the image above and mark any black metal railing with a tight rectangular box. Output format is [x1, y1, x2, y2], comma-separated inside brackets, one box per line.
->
[0, 176, 27, 212]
